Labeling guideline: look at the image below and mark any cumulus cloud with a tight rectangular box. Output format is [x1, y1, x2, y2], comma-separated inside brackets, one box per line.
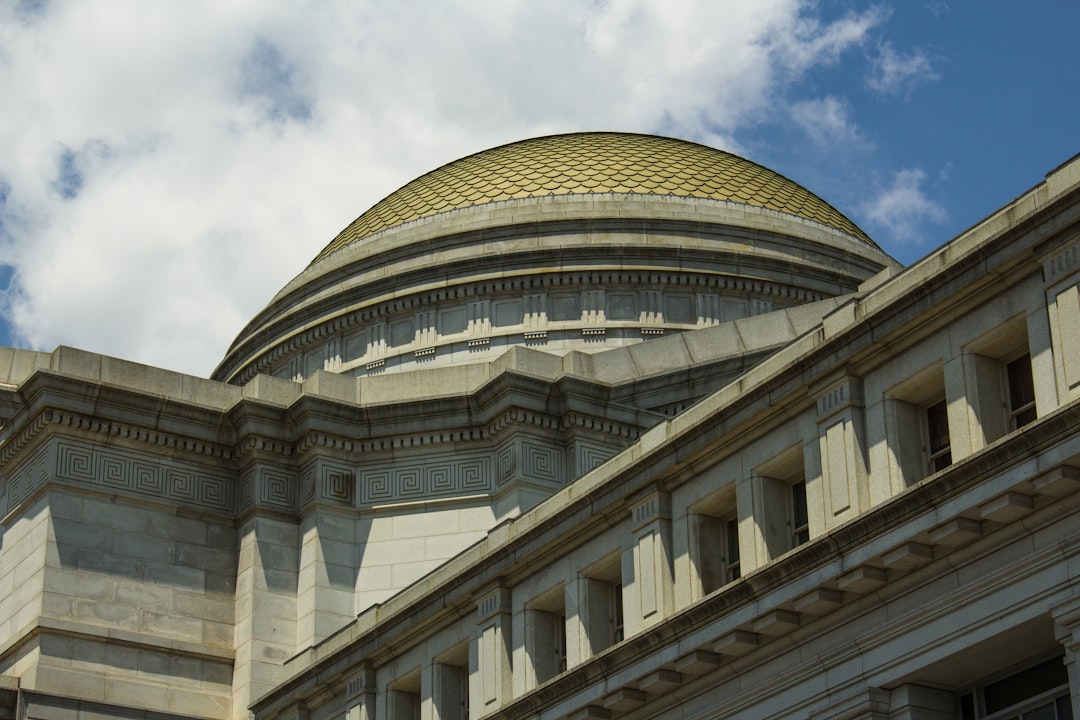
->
[0, 1, 884, 376]
[790, 96, 863, 147]
[867, 42, 939, 96]
[862, 169, 947, 244]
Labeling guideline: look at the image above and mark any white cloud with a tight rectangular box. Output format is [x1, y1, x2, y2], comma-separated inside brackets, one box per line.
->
[0, 0, 884, 376]
[790, 96, 862, 146]
[867, 42, 939, 96]
[862, 169, 947, 244]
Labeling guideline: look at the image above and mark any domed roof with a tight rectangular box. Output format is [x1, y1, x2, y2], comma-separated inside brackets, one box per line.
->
[313, 132, 872, 262]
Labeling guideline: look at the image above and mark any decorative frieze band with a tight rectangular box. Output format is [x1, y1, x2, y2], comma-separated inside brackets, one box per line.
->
[239, 464, 298, 513]
[361, 453, 492, 506]
[301, 459, 354, 507]
[3, 438, 236, 514]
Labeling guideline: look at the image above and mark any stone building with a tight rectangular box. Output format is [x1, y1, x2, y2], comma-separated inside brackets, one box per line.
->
[0, 132, 1078, 720]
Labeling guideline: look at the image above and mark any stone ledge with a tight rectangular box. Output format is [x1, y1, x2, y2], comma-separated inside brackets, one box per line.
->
[0, 616, 235, 666]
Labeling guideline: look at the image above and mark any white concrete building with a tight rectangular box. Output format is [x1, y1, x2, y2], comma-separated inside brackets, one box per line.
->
[0, 133, 1078, 720]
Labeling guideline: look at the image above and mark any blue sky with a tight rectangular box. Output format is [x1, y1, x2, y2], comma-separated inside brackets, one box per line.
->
[0, 1, 1077, 376]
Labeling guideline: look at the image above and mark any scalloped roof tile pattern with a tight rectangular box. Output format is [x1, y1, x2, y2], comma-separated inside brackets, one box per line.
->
[314, 132, 872, 262]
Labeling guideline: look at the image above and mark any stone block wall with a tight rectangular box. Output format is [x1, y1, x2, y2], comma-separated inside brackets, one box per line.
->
[0, 484, 236, 717]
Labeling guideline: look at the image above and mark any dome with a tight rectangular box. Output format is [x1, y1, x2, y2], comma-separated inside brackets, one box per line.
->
[314, 132, 873, 262]
[214, 133, 897, 385]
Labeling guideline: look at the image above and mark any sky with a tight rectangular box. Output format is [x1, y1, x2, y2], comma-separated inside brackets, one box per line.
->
[0, 1, 1077, 378]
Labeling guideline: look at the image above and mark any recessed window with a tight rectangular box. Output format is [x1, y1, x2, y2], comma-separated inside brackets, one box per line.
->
[526, 584, 567, 686]
[690, 490, 739, 594]
[958, 654, 1071, 720]
[610, 583, 624, 644]
[926, 399, 952, 474]
[1007, 353, 1037, 429]
[435, 644, 469, 720]
[389, 669, 422, 720]
[725, 517, 741, 582]
[580, 554, 624, 656]
[754, 445, 808, 559]
[790, 479, 809, 548]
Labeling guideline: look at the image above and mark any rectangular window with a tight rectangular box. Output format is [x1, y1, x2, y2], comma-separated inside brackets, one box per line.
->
[580, 556, 623, 657]
[957, 654, 1072, 720]
[526, 584, 567, 686]
[790, 479, 809, 548]
[435, 644, 469, 720]
[926, 399, 952, 474]
[1007, 353, 1037, 429]
[690, 491, 739, 595]
[389, 669, 422, 720]
[611, 583, 624, 644]
[754, 445, 808, 559]
[556, 613, 567, 673]
[725, 518, 741, 582]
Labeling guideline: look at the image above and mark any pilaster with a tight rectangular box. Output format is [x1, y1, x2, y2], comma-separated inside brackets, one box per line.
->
[623, 489, 673, 636]
[813, 374, 869, 528]
[472, 585, 513, 718]
[345, 668, 377, 720]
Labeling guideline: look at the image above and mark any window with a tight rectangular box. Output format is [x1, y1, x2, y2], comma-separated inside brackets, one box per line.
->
[754, 445, 808, 559]
[435, 644, 469, 720]
[580, 555, 623, 656]
[926, 399, 952, 474]
[962, 316, 1036, 448]
[725, 518, 741, 582]
[1007, 354, 1037, 429]
[610, 583, 624, 644]
[790, 479, 809, 548]
[885, 362, 948, 486]
[958, 655, 1072, 720]
[689, 488, 739, 595]
[526, 584, 567, 686]
[389, 669, 422, 720]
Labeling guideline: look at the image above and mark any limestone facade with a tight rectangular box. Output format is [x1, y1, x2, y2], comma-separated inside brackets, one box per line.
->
[0, 133, 1078, 720]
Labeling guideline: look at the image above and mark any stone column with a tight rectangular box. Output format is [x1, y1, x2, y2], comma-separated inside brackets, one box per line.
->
[623, 489, 673, 636]
[472, 585, 512, 718]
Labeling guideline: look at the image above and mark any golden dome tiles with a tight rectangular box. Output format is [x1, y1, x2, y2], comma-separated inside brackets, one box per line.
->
[314, 132, 871, 261]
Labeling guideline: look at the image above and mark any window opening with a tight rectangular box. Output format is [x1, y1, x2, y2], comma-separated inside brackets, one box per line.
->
[790, 479, 809, 548]
[926, 399, 952, 473]
[958, 654, 1072, 720]
[611, 583, 624, 644]
[1007, 354, 1037, 429]
[726, 518, 741, 581]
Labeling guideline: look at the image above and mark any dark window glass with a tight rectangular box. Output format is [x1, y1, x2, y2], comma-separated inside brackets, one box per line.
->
[985, 657, 1068, 714]
[960, 692, 976, 720]
[612, 584, 624, 643]
[927, 400, 952, 472]
[791, 479, 809, 546]
[1007, 354, 1037, 428]
[726, 518, 741, 581]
